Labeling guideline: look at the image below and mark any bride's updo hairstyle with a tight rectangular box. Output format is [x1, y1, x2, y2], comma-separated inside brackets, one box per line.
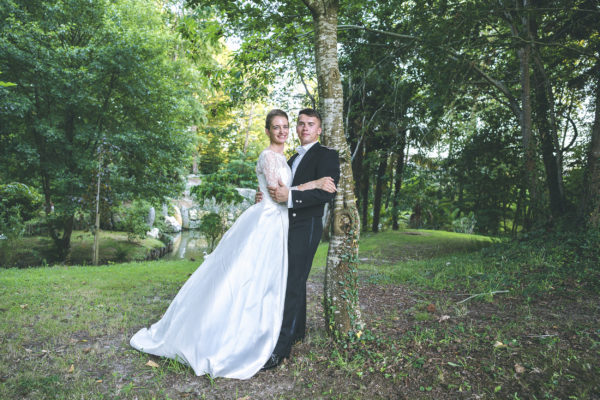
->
[265, 109, 289, 129]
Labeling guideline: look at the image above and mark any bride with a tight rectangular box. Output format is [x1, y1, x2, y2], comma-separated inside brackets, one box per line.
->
[130, 109, 336, 379]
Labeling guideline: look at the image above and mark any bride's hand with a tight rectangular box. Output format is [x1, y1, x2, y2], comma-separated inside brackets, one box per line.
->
[319, 177, 337, 193]
[302, 176, 336, 193]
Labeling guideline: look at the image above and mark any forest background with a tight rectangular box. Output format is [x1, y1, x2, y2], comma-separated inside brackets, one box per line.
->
[1, 0, 599, 340]
[1, 0, 599, 398]
[2, 0, 599, 246]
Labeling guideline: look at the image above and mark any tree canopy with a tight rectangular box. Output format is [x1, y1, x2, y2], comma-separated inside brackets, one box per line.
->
[0, 0, 210, 253]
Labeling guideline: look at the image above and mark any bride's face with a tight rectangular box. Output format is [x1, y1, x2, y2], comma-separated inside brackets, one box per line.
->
[266, 116, 289, 145]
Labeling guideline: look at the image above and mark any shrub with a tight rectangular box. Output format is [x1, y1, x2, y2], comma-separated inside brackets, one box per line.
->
[199, 212, 224, 251]
[114, 200, 152, 242]
[452, 212, 477, 234]
[0, 183, 43, 238]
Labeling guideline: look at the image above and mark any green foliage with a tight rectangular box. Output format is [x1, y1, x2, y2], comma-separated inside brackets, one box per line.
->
[114, 200, 152, 242]
[452, 212, 476, 234]
[192, 149, 257, 206]
[198, 212, 224, 251]
[0, 0, 204, 253]
[0, 182, 43, 239]
[0, 230, 164, 267]
[446, 112, 523, 234]
[191, 174, 244, 206]
[0, 182, 43, 222]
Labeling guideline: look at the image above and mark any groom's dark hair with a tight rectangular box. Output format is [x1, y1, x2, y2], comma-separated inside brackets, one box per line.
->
[298, 108, 322, 126]
[265, 109, 289, 129]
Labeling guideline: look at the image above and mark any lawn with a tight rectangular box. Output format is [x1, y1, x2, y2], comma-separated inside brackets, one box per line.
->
[0, 229, 598, 399]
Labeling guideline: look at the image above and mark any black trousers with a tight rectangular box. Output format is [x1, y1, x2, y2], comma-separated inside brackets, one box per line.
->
[273, 216, 323, 357]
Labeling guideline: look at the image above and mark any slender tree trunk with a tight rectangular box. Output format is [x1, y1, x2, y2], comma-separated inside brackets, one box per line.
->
[532, 55, 566, 218]
[351, 120, 364, 200]
[581, 76, 600, 227]
[391, 129, 407, 230]
[372, 151, 387, 232]
[93, 148, 102, 266]
[303, 0, 363, 338]
[517, 4, 537, 229]
[529, 15, 566, 220]
[360, 140, 371, 231]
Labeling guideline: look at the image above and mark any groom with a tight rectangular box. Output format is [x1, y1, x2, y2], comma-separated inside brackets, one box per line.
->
[263, 108, 340, 370]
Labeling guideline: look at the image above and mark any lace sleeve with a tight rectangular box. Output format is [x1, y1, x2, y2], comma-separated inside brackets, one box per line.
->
[257, 150, 282, 187]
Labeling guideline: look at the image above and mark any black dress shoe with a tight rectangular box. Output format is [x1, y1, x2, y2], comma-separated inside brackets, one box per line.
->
[261, 353, 283, 371]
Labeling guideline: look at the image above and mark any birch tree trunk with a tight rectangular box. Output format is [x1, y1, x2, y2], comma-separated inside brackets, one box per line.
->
[302, 0, 363, 338]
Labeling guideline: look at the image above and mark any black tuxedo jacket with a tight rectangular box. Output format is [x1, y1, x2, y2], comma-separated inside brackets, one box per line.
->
[287, 142, 340, 221]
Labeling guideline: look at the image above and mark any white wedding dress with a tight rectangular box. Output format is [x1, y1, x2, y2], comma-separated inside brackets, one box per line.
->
[130, 149, 292, 379]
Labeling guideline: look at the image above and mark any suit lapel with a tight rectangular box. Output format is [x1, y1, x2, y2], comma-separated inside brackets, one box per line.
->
[288, 153, 298, 168]
[297, 142, 320, 171]
[292, 142, 320, 185]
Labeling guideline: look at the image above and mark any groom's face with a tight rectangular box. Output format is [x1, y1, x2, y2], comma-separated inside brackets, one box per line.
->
[296, 114, 321, 146]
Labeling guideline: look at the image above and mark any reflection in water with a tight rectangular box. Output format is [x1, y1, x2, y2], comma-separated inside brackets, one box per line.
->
[163, 230, 209, 260]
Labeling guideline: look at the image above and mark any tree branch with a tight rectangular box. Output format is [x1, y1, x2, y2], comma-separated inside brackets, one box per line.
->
[563, 115, 579, 152]
[337, 24, 522, 117]
[457, 290, 509, 304]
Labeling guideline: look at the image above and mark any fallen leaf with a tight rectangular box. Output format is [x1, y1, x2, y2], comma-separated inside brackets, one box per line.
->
[83, 347, 92, 353]
[68, 364, 74, 373]
[146, 360, 160, 368]
[438, 315, 450, 322]
[96, 379, 103, 383]
[20, 304, 28, 309]
[25, 348, 32, 353]
[426, 303, 436, 313]
[493, 341, 507, 348]
[515, 363, 525, 374]
[237, 397, 250, 400]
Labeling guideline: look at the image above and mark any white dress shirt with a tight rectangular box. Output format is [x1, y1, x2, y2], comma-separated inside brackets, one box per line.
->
[288, 141, 318, 208]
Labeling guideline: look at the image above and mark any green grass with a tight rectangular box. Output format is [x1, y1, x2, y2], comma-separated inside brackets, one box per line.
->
[312, 229, 495, 269]
[0, 230, 166, 268]
[312, 229, 499, 292]
[0, 260, 199, 399]
[0, 228, 598, 399]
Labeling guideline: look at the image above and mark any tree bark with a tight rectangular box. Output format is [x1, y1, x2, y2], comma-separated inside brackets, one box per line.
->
[303, 0, 363, 339]
[372, 151, 388, 232]
[360, 139, 371, 231]
[516, 0, 538, 229]
[530, 15, 566, 219]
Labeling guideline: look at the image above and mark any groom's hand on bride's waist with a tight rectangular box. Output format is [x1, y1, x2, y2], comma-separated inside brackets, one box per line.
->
[268, 178, 289, 203]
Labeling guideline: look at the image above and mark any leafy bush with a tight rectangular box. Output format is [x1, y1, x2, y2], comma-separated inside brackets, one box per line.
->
[199, 212, 224, 251]
[114, 200, 152, 242]
[192, 150, 258, 207]
[452, 212, 476, 234]
[0, 183, 43, 238]
[192, 172, 245, 206]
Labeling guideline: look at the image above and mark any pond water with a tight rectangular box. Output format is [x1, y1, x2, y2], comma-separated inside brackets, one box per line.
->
[162, 230, 210, 261]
